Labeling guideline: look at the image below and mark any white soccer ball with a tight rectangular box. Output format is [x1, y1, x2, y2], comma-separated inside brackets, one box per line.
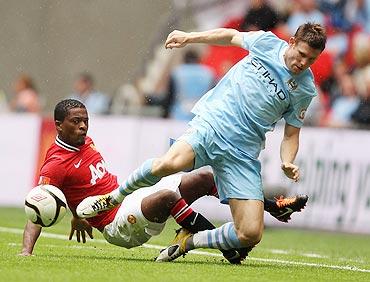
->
[25, 185, 68, 227]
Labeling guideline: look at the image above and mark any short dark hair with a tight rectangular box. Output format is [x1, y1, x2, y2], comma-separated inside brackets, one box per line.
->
[184, 50, 200, 64]
[54, 99, 86, 122]
[294, 22, 327, 52]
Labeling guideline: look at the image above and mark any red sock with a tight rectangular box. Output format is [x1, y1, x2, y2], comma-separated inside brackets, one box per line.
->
[170, 198, 216, 234]
[170, 198, 194, 224]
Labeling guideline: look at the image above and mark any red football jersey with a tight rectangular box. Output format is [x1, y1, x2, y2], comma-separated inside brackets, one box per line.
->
[38, 136, 119, 230]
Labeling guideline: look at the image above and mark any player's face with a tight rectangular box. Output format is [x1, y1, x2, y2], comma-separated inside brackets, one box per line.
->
[284, 38, 322, 75]
[58, 107, 89, 147]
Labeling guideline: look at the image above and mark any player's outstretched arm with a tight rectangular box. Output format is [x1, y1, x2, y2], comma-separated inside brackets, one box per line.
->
[20, 220, 42, 256]
[165, 28, 243, 49]
[69, 215, 93, 243]
[280, 124, 300, 182]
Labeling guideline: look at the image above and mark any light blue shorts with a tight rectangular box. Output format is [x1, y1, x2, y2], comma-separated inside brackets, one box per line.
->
[177, 118, 263, 203]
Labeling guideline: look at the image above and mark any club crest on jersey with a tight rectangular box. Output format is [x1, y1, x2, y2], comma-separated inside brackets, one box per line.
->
[299, 109, 307, 119]
[127, 215, 137, 224]
[287, 78, 298, 91]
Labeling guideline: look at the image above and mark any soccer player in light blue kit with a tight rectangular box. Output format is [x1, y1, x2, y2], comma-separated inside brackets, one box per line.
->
[78, 22, 326, 262]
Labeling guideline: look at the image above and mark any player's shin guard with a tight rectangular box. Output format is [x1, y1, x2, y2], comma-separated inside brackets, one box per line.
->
[192, 222, 245, 250]
[111, 158, 161, 203]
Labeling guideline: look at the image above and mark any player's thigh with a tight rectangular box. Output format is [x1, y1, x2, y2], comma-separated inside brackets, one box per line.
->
[229, 198, 264, 243]
[175, 123, 216, 170]
[166, 140, 195, 169]
[153, 140, 195, 176]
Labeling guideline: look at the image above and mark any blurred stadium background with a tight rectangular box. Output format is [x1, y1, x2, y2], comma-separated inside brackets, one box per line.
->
[0, 0, 370, 235]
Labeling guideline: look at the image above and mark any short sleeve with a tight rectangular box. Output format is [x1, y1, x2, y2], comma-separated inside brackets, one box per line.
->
[241, 30, 266, 50]
[283, 97, 313, 128]
[38, 159, 67, 188]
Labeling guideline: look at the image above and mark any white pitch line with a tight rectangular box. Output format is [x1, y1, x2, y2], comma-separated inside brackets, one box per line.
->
[267, 248, 290, 255]
[2, 226, 370, 273]
[302, 252, 328, 259]
[248, 257, 370, 273]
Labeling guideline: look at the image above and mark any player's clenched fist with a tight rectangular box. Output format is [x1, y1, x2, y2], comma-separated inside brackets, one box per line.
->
[281, 162, 300, 182]
[165, 30, 189, 49]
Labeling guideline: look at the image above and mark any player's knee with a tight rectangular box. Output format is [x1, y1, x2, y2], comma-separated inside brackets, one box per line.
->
[197, 170, 217, 196]
[196, 170, 215, 190]
[236, 226, 263, 246]
[155, 189, 180, 208]
[152, 157, 179, 176]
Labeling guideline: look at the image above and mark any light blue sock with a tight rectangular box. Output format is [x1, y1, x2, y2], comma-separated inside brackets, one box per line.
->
[111, 158, 161, 202]
[192, 222, 246, 250]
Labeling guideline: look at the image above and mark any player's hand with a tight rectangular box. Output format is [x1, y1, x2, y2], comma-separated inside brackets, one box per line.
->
[281, 162, 300, 182]
[69, 217, 93, 243]
[165, 30, 189, 49]
[18, 251, 33, 256]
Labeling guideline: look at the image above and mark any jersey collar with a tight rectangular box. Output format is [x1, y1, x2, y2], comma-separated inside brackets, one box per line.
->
[55, 136, 80, 152]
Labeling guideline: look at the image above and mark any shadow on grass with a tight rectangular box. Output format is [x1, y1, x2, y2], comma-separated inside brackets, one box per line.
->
[36, 253, 157, 263]
[165, 259, 287, 268]
[37, 252, 287, 269]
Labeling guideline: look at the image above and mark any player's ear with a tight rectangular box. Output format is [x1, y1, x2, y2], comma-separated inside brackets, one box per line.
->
[288, 37, 296, 46]
[55, 120, 62, 131]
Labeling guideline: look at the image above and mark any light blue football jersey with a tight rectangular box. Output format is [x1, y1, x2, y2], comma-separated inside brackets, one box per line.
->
[191, 31, 317, 158]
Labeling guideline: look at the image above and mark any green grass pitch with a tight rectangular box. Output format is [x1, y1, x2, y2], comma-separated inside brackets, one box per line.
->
[1, 207, 370, 282]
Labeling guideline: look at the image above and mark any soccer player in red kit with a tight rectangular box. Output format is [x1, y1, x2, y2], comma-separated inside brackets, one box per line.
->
[38, 135, 119, 231]
[20, 99, 308, 264]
